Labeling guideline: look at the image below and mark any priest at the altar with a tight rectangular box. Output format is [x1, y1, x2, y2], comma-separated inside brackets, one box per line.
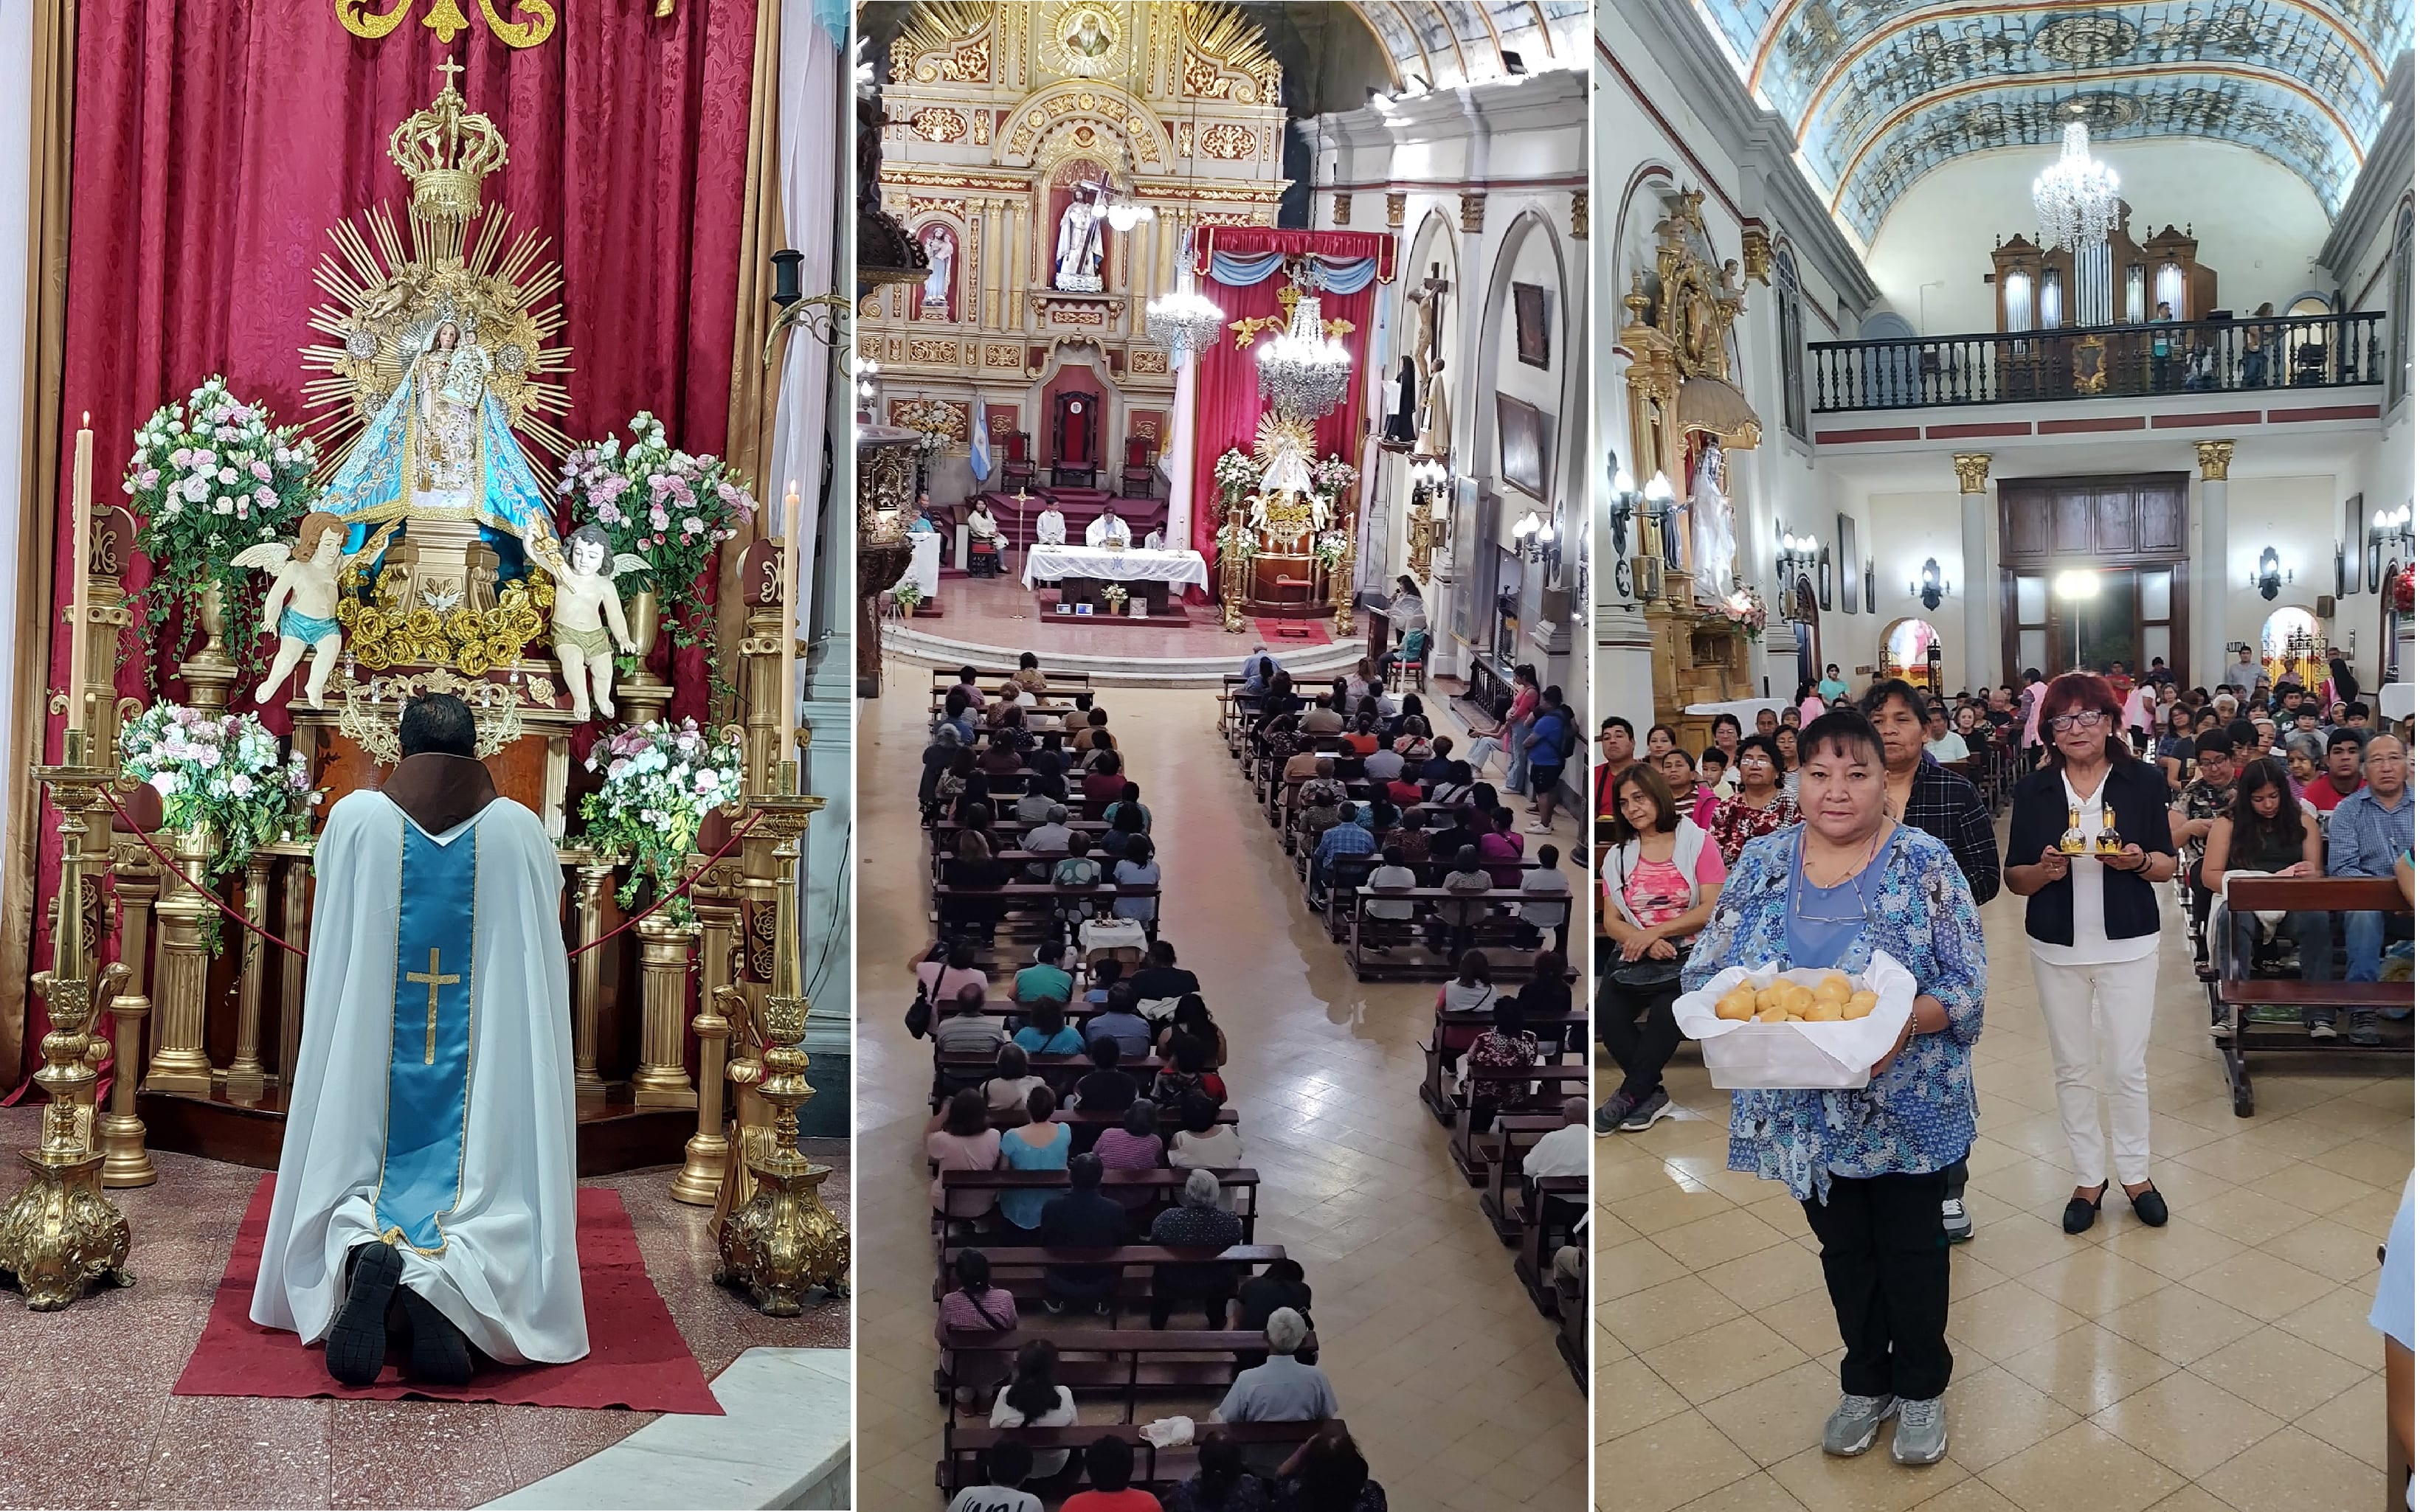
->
[252, 693, 587, 1385]
[1086, 502, 1131, 547]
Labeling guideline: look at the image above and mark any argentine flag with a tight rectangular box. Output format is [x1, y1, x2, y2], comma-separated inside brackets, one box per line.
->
[970, 415, 992, 483]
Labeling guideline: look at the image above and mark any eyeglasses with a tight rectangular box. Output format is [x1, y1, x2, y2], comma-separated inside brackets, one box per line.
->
[2047, 710, 2106, 733]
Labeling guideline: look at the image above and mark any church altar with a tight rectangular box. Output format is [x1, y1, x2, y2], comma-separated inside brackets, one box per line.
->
[1020, 542, 1209, 593]
[13, 55, 846, 1322]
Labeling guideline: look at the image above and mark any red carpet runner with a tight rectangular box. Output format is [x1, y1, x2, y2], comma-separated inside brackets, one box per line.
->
[173, 1176, 723, 1413]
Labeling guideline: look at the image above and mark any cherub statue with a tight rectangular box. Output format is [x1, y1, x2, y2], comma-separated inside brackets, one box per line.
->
[236, 510, 400, 710]
[527, 522, 644, 722]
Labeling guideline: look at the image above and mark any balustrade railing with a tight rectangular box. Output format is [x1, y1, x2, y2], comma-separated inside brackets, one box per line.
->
[1810, 311, 2385, 414]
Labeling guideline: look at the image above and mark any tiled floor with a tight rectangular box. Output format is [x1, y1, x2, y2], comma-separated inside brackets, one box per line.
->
[858, 659, 1590, 1509]
[0, 1109, 849, 1509]
[886, 566, 1346, 658]
[1594, 847, 2413, 1512]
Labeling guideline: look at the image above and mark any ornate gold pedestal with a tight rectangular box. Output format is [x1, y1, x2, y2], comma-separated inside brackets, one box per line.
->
[630, 913, 699, 1109]
[715, 763, 845, 1314]
[98, 849, 159, 1189]
[0, 733, 135, 1309]
[142, 827, 216, 1095]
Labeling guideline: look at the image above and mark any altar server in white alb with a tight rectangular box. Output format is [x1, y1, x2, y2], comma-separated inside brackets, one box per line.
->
[252, 693, 587, 1385]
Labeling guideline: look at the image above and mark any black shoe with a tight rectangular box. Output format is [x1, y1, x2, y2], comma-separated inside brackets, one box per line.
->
[2062, 1182, 2108, 1235]
[398, 1288, 474, 1386]
[326, 1241, 402, 1387]
[2127, 1185, 2169, 1228]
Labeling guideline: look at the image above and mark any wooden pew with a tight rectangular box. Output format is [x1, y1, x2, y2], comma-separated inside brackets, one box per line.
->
[1449, 1064, 1591, 1182]
[1344, 887, 1572, 979]
[938, 1421, 1338, 1497]
[939, 1168, 1261, 1239]
[1555, 1249, 1586, 1390]
[1417, 1007, 1588, 1121]
[2208, 875, 2413, 1116]
[936, 1048, 1166, 1093]
[1479, 1114, 1569, 1244]
[931, 1241, 1286, 1312]
[1512, 1175, 1587, 1317]
[936, 1327, 1270, 1419]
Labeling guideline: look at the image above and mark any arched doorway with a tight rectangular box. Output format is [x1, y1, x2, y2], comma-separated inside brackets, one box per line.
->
[1879, 617, 1941, 690]
[2259, 606, 2323, 688]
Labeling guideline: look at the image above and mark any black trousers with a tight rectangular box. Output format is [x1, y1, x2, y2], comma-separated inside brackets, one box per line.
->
[1800, 1170, 1954, 1401]
[1597, 972, 1684, 1104]
[1941, 1154, 1968, 1202]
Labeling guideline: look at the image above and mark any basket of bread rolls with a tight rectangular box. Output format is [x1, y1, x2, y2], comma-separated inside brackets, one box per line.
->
[1669, 951, 1918, 1090]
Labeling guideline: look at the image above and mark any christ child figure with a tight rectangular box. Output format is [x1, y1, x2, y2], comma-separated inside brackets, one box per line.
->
[529, 523, 643, 722]
[238, 510, 398, 710]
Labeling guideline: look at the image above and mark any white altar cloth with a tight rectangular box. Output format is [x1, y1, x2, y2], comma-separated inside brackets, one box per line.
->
[896, 532, 941, 599]
[1022, 544, 1210, 592]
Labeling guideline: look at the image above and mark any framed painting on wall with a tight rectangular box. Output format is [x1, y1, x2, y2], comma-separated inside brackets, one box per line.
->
[2342, 492, 2365, 596]
[1837, 513, 1859, 615]
[1496, 394, 1551, 500]
[1513, 283, 1549, 368]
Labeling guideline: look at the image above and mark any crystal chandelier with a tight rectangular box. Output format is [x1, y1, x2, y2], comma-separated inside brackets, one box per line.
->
[1257, 291, 1352, 420]
[2033, 119, 2119, 250]
[1145, 233, 1224, 366]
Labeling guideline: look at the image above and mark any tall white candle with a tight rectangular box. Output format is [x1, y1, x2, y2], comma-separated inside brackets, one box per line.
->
[67, 412, 91, 738]
[779, 479, 801, 780]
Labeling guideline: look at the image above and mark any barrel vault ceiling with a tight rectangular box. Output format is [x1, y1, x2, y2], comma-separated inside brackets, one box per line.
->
[1684, 1, 2413, 240]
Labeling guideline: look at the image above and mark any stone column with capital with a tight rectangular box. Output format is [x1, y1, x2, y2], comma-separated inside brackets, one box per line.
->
[1953, 454, 1994, 692]
[2196, 440, 2234, 686]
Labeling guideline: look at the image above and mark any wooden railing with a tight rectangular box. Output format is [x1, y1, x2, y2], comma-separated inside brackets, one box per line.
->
[1810, 311, 2385, 414]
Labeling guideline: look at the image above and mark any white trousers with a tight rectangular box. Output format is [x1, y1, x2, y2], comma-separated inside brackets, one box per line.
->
[2029, 950, 2162, 1187]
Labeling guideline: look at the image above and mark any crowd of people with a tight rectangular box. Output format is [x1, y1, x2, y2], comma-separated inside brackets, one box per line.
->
[915, 656, 1389, 1512]
[1593, 662, 2415, 1478]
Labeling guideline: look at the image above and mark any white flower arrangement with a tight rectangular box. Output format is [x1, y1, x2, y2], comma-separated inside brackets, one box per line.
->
[119, 703, 320, 950]
[578, 717, 744, 922]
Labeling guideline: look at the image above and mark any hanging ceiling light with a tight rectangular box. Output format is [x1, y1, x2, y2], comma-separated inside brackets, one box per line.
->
[2033, 119, 2119, 249]
[1145, 231, 1223, 367]
[1258, 289, 1352, 420]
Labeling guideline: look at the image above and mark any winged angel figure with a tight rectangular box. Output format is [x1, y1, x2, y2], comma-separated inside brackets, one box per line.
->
[526, 522, 646, 722]
[236, 510, 401, 710]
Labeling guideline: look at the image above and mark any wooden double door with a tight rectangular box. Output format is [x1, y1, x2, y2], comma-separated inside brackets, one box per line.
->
[1998, 473, 2189, 685]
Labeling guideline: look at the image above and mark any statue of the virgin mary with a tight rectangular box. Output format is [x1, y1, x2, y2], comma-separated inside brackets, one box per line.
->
[1687, 444, 1736, 606]
[317, 303, 556, 544]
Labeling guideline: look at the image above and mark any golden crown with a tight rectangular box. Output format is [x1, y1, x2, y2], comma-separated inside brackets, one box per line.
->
[387, 60, 508, 226]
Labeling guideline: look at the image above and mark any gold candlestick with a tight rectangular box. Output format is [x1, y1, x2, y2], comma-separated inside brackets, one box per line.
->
[98, 843, 159, 1189]
[0, 729, 134, 1308]
[1330, 519, 1357, 639]
[715, 759, 844, 1314]
[1220, 500, 1249, 635]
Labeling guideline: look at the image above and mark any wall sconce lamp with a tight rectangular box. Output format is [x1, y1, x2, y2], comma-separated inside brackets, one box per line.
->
[1511, 508, 1560, 567]
[2252, 547, 2293, 601]
[1910, 556, 1951, 611]
[1775, 528, 1820, 593]
[2369, 504, 2413, 593]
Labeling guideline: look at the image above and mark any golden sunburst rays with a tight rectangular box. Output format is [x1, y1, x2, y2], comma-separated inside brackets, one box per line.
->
[299, 199, 574, 482]
[890, 0, 998, 82]
[1180, 1, 1281, 91]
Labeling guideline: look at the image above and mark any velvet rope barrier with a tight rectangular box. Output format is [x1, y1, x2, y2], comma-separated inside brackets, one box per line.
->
[91, 786, 764, 962]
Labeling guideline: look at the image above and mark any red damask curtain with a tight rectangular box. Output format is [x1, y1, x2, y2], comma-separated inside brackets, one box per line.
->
[24, 2, 757, 1080]
[1185, 227, 1394, 561]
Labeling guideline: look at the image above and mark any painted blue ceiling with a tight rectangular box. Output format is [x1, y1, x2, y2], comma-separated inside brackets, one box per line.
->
[1353, 0, 1592, 87]
[1685, 1, 2413, 240]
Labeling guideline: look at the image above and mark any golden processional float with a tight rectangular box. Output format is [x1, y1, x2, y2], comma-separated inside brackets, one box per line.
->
[6, 64, 843, 1311]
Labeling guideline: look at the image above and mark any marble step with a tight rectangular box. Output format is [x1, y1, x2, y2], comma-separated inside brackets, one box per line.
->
[880, 620, 1364, 687]
[481, 1347, 851, 1510]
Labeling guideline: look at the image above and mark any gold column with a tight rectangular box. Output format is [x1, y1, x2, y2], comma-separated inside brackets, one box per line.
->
[671, 856, 744, 1205]
[572, 859, 612, 1102]
[630, 914, 699, 1109]
[1220, 499, 1248, 634]
[1331, 512, 1357, 638]
[221, 856, 272, 1103]
[276, 856, 309, 1089]
[0, 730, 134, 1308]
[715, 760, 844, 1314]
[142, 828, 216, 1095]
[98, 845, 158, 1189]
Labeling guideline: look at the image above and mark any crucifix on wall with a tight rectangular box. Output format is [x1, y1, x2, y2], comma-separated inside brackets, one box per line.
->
[1411, 263, 1453, 460]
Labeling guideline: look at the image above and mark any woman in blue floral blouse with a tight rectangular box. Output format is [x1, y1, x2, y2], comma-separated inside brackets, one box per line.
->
[1680, 710, 1988, 1471]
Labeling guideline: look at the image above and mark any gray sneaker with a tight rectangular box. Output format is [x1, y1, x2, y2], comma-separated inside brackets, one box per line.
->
[1891, 1395, 1949, 1465]
[2349, 1010, 2384, 1047]
[1617, 1089, 1676, 1132]
[1822, 1393, 1897, 1457]
[1941, 1196, 1973, 1244]
[1593, 1091, 1636, 1137]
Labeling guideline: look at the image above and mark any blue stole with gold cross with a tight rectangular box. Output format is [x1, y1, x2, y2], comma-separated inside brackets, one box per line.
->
[372, 813, 478, 1252]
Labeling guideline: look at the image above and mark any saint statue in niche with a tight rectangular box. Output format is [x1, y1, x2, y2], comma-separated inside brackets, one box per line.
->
[920, 225, 955, 311]
[1054, 181, 1105, 291]
[1687, 443, 1736, 606]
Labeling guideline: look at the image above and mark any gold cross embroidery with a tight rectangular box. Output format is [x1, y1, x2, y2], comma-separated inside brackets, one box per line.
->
[405, 947, 460, 1066]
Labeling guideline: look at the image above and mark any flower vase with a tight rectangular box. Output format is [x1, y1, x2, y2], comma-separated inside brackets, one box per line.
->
[184, 583, 238, 712]
[619, 589, 672, 726]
